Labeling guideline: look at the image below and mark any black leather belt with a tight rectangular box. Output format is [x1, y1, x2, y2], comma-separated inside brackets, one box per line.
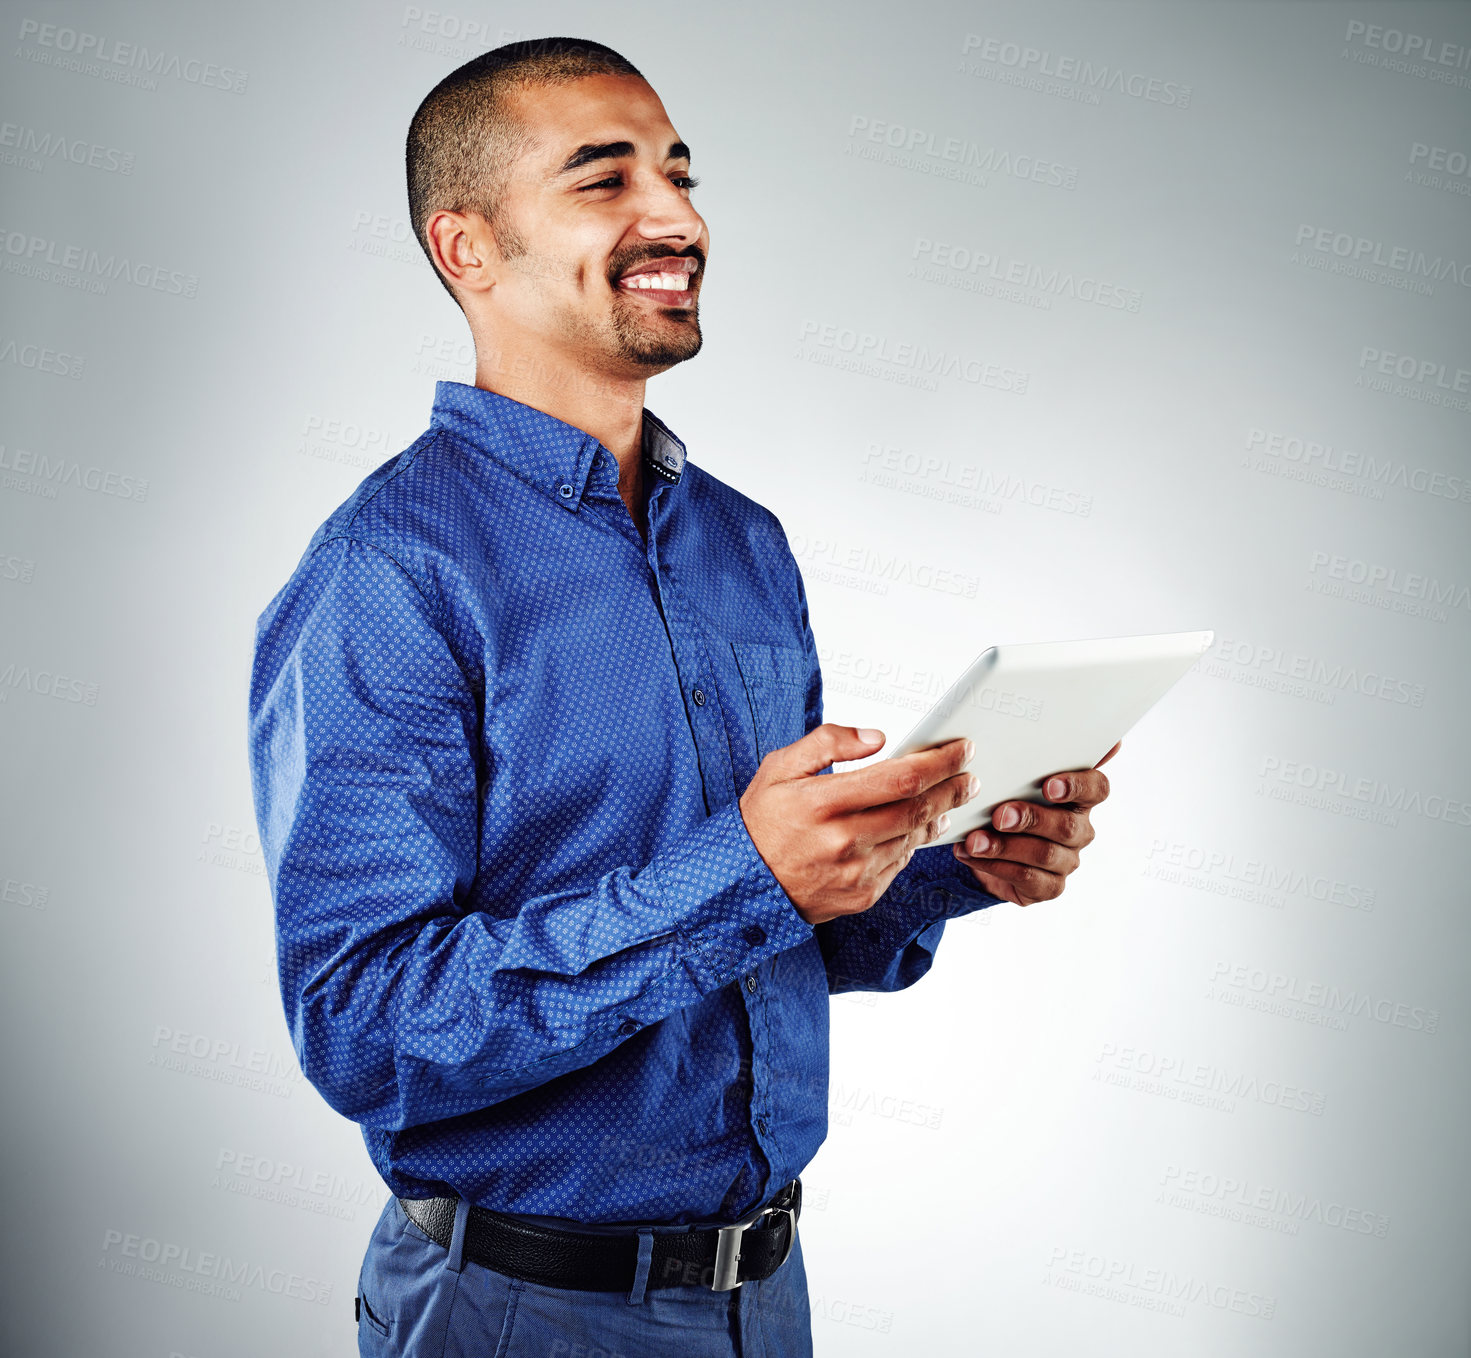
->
[398, 1178, 800, 1292]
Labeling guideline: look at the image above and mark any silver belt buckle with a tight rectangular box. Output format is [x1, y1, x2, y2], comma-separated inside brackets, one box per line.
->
[709, 1195, 798, 1291]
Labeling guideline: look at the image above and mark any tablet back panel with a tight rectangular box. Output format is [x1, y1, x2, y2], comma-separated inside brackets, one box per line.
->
[884, 629, 1213, 844]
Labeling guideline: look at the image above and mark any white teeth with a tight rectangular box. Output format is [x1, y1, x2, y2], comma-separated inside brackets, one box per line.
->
[622, 272, 689, 291]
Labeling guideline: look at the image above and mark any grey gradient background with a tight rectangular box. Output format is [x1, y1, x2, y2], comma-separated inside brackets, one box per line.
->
[2, 1, 1469, 1354]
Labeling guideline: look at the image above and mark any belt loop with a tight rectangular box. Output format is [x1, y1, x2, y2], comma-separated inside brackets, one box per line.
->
[446, 1197, 472, 1274]
[627, 1228, 654, 1305]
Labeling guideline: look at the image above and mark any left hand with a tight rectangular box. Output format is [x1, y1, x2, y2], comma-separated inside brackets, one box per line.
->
[951, 740, 1121, 906]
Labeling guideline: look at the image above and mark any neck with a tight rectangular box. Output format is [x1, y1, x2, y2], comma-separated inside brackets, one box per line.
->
[473, 332, 653, 538]
[469, 328, 648, 491]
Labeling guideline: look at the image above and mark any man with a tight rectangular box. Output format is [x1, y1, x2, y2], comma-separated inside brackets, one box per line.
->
[247, 36, 1115, 1357]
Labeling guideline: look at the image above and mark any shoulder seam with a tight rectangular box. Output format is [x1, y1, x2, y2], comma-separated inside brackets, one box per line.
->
[342, 427, 443, 537]
[310, 534, 448, 636]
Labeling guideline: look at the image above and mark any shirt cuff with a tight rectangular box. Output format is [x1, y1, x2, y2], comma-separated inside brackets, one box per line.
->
[894, 841, 1005, 918]
[654, 799, 815, 993]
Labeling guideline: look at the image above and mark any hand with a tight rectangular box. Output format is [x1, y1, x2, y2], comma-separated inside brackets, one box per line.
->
[951, 740, 1121, 906]
[738, 725, 978, 926]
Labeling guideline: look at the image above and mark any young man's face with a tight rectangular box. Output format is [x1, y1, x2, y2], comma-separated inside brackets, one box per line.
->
[485, 73, 708, 378]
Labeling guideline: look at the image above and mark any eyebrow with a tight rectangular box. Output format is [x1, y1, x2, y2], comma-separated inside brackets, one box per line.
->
[553, 140, 691, 177]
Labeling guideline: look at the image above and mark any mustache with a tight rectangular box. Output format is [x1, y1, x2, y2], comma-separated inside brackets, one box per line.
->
[608, 245, 705, 279]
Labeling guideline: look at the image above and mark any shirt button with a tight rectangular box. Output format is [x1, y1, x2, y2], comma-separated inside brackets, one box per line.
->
[617, 1019, 639, 1036]
[756, 1117, 768, 1135]
[558, 483, 574, 499]
[745, 974, 758, 993]
[692, 687, 706, 706]
[742, 923, 766, 946]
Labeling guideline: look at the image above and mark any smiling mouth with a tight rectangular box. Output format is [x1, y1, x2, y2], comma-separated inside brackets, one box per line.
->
[615, 256, 698, 308]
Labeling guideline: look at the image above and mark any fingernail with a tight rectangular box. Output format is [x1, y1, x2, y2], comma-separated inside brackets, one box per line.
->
[1046, 777, 1067, 799]
[995, 805, 1018, 829]
[970, 831, 990, 853]
[858, 728, 884, 744]
[936, 813, 951, 833]
[963, 738, 975, 764]
[965, 773, 981, 798]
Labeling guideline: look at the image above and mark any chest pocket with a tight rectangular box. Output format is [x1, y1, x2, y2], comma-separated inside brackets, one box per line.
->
[731, 641, 810, 763]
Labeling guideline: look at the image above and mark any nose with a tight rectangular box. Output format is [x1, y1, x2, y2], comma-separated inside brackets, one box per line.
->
[628, 168, 705, 250]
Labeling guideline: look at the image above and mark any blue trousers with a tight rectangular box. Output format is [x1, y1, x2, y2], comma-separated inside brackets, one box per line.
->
[356, 1196, 815, 1357]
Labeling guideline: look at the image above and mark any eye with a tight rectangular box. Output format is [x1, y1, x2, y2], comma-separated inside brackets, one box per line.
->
[574, 173, 701, 193]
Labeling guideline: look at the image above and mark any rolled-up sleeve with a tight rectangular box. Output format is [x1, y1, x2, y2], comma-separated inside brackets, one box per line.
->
[248, 536, 812, 1131]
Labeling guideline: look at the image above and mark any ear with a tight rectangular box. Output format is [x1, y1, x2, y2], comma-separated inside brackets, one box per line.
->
[425, 208, 498, 298]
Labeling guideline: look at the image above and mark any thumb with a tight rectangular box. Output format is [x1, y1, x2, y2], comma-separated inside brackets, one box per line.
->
[782, 723, 886, 777]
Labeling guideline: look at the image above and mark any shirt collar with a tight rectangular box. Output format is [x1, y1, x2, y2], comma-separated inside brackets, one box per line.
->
[430, 380, 686, 512]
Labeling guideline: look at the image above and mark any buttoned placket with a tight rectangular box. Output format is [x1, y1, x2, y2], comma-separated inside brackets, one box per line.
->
[581, 438, 784, 1185]
[644, 470, 782, 1177]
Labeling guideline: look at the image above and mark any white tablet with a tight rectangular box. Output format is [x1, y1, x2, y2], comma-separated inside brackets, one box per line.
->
[881, 629, 1213, 845]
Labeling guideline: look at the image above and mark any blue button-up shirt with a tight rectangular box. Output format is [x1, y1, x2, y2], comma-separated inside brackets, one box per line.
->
[248, 380, 999, 1230]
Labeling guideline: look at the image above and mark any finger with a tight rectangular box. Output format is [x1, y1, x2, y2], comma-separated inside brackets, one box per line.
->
[954, 830, 1080, 876]
[952, 851, 1065, 903]
[871, 814, 938, 891]
[1096, 739, 1122, 768]
[845, 769, 979, 852]
[775, 723, 891, 778]
[1039, 767, 1111, 810]
[984, 801, 1094, 847]
[812, 735, 973, 817]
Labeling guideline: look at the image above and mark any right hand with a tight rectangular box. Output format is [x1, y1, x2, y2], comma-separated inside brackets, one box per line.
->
[737, 724, 978, 926]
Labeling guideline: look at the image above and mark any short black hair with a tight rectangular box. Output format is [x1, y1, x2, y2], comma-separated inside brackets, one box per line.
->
[406, 37, 643, 308]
